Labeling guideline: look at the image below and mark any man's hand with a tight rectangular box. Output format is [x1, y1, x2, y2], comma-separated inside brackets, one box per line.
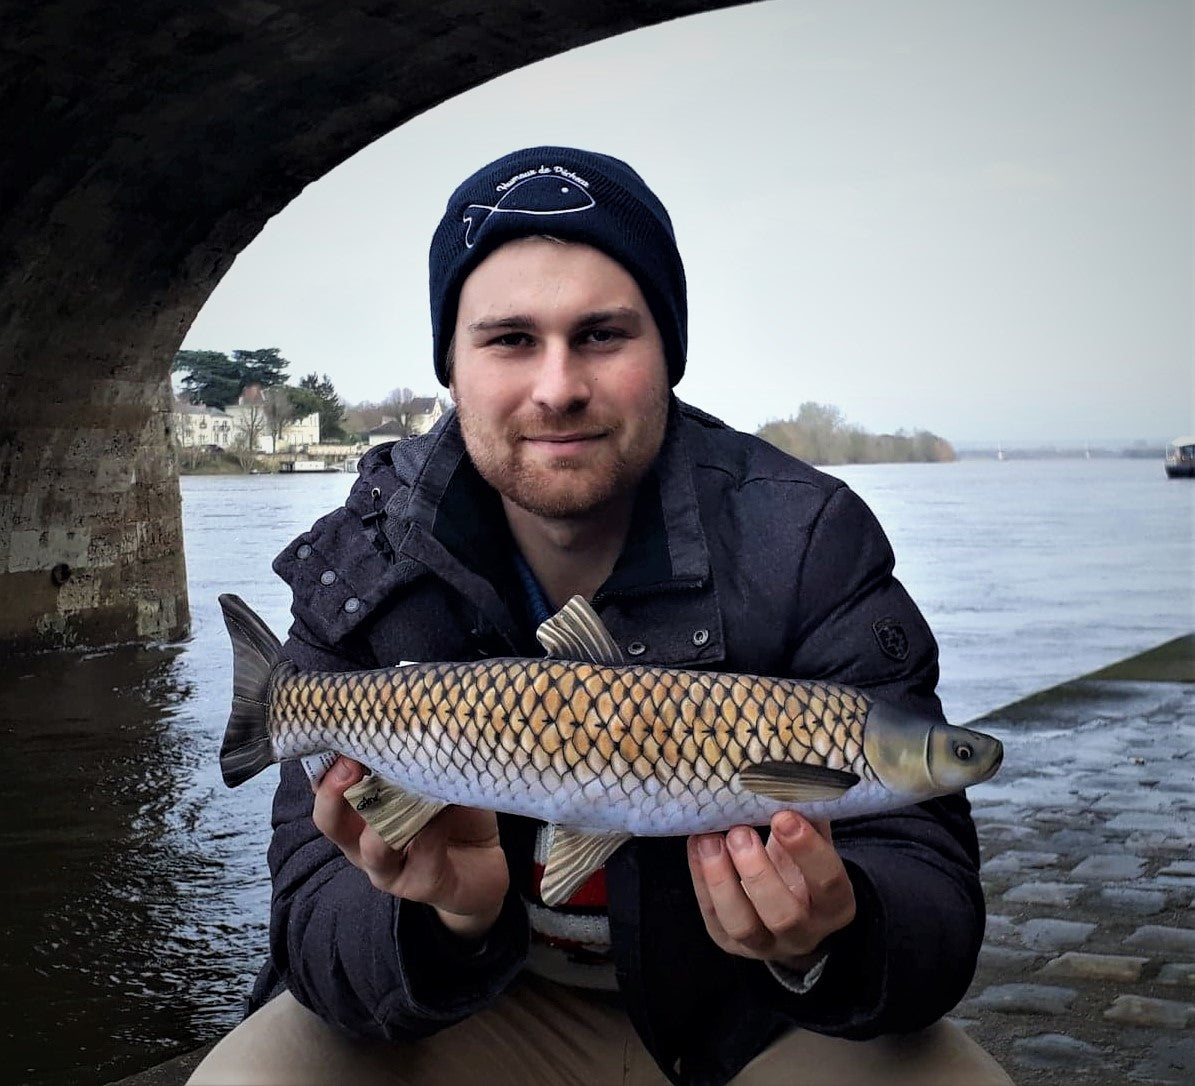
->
[312, 756, 510, 941]
[687, 811, 855, 970]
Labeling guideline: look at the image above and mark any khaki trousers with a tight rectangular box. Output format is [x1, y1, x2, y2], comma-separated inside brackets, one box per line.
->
[188, 974, 1011, 1086]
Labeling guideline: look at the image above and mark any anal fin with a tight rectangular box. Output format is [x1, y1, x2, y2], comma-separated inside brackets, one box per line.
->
[541, 827, 630, 907]
[342, 776, 446, 852]
[736, 762, 860, 803]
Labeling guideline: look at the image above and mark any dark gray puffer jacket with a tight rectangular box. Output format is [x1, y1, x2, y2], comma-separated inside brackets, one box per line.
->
[249, 400, 985, 1086]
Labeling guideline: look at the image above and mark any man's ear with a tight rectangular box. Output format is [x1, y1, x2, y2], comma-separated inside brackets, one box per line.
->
[448, 380, 458, 405]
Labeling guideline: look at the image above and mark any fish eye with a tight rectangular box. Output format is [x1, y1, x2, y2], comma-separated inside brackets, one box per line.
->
[953, 742, 974, 761]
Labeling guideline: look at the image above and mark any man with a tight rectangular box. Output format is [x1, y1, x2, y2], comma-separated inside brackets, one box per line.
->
[190, 147, 1010, 1085]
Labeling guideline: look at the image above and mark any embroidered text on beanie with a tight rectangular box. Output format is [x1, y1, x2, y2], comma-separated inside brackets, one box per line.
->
[428, 147, 687, 387]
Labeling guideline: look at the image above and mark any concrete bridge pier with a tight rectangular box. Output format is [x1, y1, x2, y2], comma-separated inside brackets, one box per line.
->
[0, 336, 191, 652]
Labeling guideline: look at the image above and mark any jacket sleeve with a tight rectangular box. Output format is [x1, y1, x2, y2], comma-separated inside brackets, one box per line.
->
[760, 484, 985, 1038]
[260, 615, 529, 1041]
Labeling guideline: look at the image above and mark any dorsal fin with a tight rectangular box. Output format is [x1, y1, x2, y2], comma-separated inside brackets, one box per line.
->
[536, 596, 625, 665]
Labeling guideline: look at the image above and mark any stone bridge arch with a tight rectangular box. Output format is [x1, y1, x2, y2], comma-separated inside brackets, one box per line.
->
[0, 0, 741, 652]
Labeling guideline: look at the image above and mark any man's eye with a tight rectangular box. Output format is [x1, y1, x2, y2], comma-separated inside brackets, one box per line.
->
[584, 328, 624, 345]
[491, 332, 531, 348]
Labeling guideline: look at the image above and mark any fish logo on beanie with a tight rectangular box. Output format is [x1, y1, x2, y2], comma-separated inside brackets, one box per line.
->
[429, 147, 688, 388]
[463, 169, 598, 249]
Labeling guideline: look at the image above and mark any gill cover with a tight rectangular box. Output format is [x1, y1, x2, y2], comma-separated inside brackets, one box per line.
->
[862, 699, 1003, 798]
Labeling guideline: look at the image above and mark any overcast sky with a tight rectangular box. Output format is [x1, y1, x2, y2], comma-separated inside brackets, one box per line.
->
[182, 0, 1192, 446]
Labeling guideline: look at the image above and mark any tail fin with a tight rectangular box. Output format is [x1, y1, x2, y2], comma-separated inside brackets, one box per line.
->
[218, 594, 287, 787]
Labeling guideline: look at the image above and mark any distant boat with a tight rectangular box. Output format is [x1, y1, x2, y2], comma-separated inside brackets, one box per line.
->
[996, 441, 1005, 462]
[1164, 436, 1195, 479]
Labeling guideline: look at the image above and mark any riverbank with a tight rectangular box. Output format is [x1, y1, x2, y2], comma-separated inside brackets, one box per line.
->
[111, 634, 1194, 1086]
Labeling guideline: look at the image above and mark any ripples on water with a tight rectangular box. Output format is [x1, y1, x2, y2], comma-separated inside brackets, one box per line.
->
[0, 460, 1190, 1084]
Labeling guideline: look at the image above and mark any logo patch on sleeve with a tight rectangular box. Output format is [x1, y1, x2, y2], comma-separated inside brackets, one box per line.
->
[872, 617, 910, 661]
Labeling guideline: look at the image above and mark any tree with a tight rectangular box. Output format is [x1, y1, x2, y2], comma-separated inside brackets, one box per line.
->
[231, 404, 268, 469]
[298, 372, 348, 441]
[231, 348, 290, 390]
[262, 385, 297, 448]
[172, 347, 292, 407]
[173, 350, 243, 406]
[755, 402, 955, 465]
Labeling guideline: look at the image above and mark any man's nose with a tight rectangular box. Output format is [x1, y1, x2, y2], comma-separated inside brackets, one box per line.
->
[530, 339, 591, 413]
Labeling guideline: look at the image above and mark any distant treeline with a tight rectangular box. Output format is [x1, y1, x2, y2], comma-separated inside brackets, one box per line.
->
[755, 403, 955, 465]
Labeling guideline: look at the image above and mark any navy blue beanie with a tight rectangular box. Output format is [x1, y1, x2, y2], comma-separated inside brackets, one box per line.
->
[428, 146, 687, 388]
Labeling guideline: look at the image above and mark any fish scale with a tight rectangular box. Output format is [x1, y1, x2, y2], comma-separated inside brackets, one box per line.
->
[268, 659, 876, 832]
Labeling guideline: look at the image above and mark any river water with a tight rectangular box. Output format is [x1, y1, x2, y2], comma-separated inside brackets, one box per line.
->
[1, 457, 1191, 1085]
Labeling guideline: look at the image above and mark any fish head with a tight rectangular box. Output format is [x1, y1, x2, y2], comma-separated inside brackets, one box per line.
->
[926, 722, 1003, 792]
[863, 699, 1004, 798]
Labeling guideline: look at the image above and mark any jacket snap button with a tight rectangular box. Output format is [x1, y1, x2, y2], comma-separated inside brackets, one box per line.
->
[296, 544, 312, 559]
[343, 597, 361, 614]
[692, 629, 710, 647]
[320, 570, 337, 586]
[627, 641, 646, 656]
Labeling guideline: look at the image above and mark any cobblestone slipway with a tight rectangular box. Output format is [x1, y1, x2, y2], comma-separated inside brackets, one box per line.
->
[957, 638, 1194, 1085]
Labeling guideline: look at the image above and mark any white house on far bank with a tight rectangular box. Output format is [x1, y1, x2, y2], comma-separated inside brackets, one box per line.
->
[172, 401, 235, 448]
[172, 385, 320, 454]
[366, 397, 444, 446]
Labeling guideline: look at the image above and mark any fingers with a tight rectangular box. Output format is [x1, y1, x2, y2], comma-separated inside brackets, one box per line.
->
[766, 812, 855, 926]
[689, 829, 786, 955]
[311, 757, 368, 855]
[312, 758, 409, 890]
[688, 814, 856, 963]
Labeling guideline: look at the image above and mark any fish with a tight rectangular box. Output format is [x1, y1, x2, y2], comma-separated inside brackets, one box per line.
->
[218, 593, 1003, 905]
[462, 173, 597, 248]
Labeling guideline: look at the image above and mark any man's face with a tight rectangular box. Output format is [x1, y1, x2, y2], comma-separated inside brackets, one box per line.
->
[450, 238, 670, 520]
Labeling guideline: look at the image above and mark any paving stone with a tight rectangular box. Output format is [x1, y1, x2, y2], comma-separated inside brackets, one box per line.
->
[1069, 853, 1147, 880]
[970, 983, 1077, 1015]
[1003, 881, 1084, 907]
[1130, 1036, 1195, 1084]
[1125, 926, 1195, 956]
[1093, 790, 1184, 813]
[1159, 861, 1195, 877]
[1104, 994, 1195, 1029]
[980, 824, 1043, 844]
[1041, 951, 1151, 982]
[1045, 828, 1109, 851]
[1017, 918, 1097, 952]
[1159, 963, 1195, 987]
[1105, 812, 1180, 832]
[980, 944, 1040, 969]
[1099, 886, 1168, 915]
[1011, 1032, 1106, 1071]
[984, 914, 1018, 940]
[982, 851, 1061, 875]
[1152, 875, 1195, 891]
[971, 803, 1030, 823]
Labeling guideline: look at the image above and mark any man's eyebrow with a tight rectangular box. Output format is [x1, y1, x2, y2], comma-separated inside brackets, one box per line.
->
[465, 316, 535, 334]
[574, 307, 642, 327]
[466, 308, 644, 334]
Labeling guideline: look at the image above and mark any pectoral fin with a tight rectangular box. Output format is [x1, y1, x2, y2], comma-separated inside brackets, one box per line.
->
[536, 596, 625, 665]
[736, 762, 860, 802]
[342, 776, 446, 852]
[540, 826, 631, 907]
